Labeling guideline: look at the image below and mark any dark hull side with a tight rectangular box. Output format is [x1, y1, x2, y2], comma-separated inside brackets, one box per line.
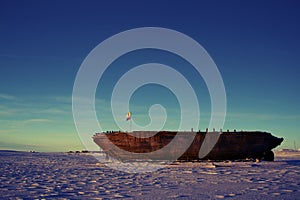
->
[93, 131, 283, 161]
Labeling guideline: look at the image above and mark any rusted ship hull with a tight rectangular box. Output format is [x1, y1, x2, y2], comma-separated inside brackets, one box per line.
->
[93, 131, 283, 161]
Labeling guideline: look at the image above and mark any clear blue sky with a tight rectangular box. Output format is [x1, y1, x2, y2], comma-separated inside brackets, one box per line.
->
[0, 0, 299, 151]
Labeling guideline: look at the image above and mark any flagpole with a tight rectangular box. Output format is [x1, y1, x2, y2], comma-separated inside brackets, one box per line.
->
[130, 119, 132, 133]
[126, 112, 132, 132]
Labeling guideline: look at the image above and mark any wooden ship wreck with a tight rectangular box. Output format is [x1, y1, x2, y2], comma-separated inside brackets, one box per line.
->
[93, 129, 283, 161]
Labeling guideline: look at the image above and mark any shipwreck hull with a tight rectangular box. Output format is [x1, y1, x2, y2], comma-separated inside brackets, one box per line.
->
[93, 131, 283, 161]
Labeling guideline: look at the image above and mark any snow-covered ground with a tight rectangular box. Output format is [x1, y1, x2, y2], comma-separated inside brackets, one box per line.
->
[0, 150, 299, 199]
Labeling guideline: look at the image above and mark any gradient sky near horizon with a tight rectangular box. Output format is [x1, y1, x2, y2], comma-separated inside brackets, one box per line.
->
[1, 0, 300, 152]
